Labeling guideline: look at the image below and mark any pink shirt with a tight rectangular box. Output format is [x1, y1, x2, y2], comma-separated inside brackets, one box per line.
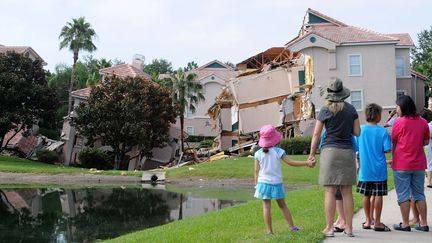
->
[391, 116, 429, 170]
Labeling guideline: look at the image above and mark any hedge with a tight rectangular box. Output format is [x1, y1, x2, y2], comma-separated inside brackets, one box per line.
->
[78, 148, 114, 170]
[252, 136, 312, 155]
[36, 149, 58, 164]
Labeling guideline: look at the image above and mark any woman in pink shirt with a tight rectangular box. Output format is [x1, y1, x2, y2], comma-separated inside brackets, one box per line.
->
[391, 95, 429, 232]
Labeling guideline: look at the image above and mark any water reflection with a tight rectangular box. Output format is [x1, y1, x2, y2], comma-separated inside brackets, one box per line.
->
[0, 187, 245, 242]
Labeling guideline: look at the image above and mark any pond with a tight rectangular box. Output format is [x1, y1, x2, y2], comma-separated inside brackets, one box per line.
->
[0, 185, 252, 242]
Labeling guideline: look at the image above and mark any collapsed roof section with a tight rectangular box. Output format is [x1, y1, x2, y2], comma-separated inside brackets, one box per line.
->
[236, 47, 301, 72]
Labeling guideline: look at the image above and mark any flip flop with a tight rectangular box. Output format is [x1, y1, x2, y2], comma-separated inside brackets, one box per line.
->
[333, 226, 345, 233]
[427, 185, 432, 188]
[343, 231, 355, 237]
[323, 231, 334, 237]
[373, 224, 391, 232]
[362, 222, 372, 229]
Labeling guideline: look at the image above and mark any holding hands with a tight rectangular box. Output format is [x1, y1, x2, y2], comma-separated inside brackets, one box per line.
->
[307, 154, 316, 168]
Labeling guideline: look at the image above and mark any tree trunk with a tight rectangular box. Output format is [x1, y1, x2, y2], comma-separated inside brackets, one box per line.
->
[0, 136, 4, 153]
[178, 193, 183, 220]
[114, 151, 124, 170]
[67, 51, 79, 116]
[180, 114, 184, 153]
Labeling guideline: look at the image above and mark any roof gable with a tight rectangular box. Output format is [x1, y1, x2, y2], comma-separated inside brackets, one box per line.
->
[306, 8, 347, 27]
[198, 60, 232, 70]
[308, 12, 330, 24]
[205, 62, 227, 69]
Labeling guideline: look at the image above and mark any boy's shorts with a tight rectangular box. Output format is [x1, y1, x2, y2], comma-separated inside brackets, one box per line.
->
[356, 180, 388, 196]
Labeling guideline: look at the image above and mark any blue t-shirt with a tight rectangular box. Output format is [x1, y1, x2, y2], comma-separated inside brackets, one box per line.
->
[357, 124, 391, 181]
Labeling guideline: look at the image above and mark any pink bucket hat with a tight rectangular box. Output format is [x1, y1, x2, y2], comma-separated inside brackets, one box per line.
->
[258, 125, 282, 148]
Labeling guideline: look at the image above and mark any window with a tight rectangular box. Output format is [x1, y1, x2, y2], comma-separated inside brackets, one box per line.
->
[397, 90, 407, 98]
[396, 56, 405, 77]
[348, 54, 362, 76]
[350, 90, 363, 110]
[186, 126, 194, 135]
[185, 108, 193, 118]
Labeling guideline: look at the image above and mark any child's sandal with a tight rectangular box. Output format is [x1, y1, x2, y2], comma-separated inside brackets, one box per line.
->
[290, 226, 301, 232]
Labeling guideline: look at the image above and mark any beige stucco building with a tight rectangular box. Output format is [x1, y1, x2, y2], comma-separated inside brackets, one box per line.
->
[180, 60, 239, 136]
[286, 8, 426, 121]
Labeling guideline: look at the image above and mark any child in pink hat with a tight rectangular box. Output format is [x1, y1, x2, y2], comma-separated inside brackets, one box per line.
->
[254, 124, 315, 235]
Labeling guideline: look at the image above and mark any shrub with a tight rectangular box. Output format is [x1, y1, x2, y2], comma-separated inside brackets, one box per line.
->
[38, 127, 60, 140]
[251, 137, 312, 155]
[279, 136, 312, 155]
[199, 139, 214, 148]
[78, 148, 114, 170]
[186, 135, 216, 143]
[36, 149, 58, 164]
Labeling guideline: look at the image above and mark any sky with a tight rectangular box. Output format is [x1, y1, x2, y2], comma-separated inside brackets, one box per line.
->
[1, 0, 431, 72]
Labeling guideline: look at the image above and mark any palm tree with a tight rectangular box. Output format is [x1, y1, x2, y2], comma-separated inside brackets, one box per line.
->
[165, 69, 205, 152]
[59, 17, 97, 115]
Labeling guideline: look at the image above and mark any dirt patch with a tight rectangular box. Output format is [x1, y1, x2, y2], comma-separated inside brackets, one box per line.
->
[0, 172, 142, 186]
[166, 177, 254, 189]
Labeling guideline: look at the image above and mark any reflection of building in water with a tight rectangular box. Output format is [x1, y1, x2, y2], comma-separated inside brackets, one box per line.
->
[0, 187, 243, 242]
[169, 194, 237, 220]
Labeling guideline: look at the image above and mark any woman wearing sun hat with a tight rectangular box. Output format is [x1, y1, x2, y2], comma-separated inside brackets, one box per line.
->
[308, 77, 361, 237]
[254, 124, 314, 235]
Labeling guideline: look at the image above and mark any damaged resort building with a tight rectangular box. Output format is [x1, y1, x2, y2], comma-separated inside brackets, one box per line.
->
[208, 8, 427, 152]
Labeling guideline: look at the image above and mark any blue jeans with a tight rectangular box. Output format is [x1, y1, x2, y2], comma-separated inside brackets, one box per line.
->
[393, 170, 425, 205]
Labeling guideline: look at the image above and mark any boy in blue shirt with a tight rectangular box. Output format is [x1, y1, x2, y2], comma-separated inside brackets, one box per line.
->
[356, 103, 392, 231]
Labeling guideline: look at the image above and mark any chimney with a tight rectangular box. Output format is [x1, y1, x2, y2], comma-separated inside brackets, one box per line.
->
[132, 54, 145, 70]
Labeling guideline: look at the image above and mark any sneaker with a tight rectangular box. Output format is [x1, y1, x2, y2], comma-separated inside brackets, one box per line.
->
[414, 224, 429, 232]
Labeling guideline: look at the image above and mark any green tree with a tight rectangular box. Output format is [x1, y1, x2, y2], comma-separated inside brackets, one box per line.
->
[72, 76, 177, 169]
[59, 17, 97, 116]
[83, 55, 112, 86]
[164, 69, 205, 152]
[412, 26, 432, 83]
[184, 61, 198, 71]
[0, 52, 57, 151]
[224, 61, 236, 69]
[144, 58, 173, 76]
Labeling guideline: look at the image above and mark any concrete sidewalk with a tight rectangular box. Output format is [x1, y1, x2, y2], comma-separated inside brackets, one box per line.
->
[323, 182, 432, 242]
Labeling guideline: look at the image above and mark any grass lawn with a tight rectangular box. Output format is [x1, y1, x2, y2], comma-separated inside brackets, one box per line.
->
[0, 156, 142, 177]
[105, 187, 363, 243]
[166, 155, 319, 185]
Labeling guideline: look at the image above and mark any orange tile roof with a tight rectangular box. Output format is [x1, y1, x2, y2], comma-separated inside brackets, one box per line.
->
[387, 33, 414, 46]
[0, 45, 46, 64]
[71, 87, 92, 99]
[99, 64, 152, 80]
[189, 69, 240, 81]
[187, 60, 239, 81]
[286, 9, 409, 47]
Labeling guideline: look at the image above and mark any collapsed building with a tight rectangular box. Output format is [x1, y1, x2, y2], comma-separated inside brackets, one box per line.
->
[208, 47, 316, 152]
